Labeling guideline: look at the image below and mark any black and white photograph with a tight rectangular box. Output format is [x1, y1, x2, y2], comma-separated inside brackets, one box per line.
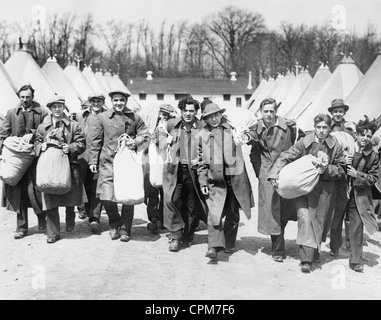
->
[0, 0, 381, 302]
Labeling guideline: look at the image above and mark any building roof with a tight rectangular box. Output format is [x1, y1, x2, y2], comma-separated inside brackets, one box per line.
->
[127, 77, 255, 96]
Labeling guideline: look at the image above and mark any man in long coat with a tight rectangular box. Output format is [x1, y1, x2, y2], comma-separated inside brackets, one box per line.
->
[34, 96, 87, 243]
[162, 95, 207, 252]
[77, 92, 107, 233]
[0, 85, 48, 239]
[89, 90, 150, 242]
[268, 114, 346, 273]
[248, 98, 304, 262]
[196, 103, 254, 260]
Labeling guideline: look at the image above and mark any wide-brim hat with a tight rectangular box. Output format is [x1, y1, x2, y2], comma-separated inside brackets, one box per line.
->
[108, 90, 130, 99]
[47, 96, 65, 108]
[202, 103, 226, 118]
[328, 98, 349, 113]
[88, 92, 105, 101]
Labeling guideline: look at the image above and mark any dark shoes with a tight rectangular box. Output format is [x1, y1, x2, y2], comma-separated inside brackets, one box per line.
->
[273, 255, 284, 263]
[350, 263, 364, 273]
[301, 263, 312, 273]
[330, 250, 339, 257]
[169, 239, 180, 252]
[77, 209, 87, 220]
[38, 219, 47, 231]
[147, 221, 159, 234]
[224, 248, 235, 254]
[14, 231, 27, 240]
[66, 225, 75, 232]
[205, 248, 218, 260]
[90, 221, 100, 233]
[47, 236, 60, 244]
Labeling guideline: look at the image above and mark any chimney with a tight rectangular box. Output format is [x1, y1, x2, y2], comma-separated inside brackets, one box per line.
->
[146, 71, 153, 80]
[230, 72, 237, 81]
[247, 71, 253, 89]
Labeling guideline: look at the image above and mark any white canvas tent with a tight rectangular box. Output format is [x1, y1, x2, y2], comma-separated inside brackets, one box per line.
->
[277, 69, 312, 117]
[0, 60, 20, 119]
[296, 56, 363, 132]
[42, 57, 83, 113]
[249, 76, 277, 116]
[82, 66, 112, 108]
[285, 63, 331, 119]
[268, 71, 296, 105]
[5, 47, 57, 108]
[346, 51, 381, 122]
[244, 78, 271, 110]
[95, 69, 112, 91]
[63, 62, 95, 102]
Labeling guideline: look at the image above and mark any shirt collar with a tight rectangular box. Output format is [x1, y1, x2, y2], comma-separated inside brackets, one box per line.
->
[16, 101, 42, 115]
[303, 133, 336, 149]
[256, 116, 287, 134]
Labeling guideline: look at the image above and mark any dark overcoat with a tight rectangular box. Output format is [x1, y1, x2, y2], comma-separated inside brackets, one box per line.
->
[268, 133, 346, 248]
[88, 107, 150, 201]
[196, 120, 254, 226]
[0, 102, 49, 213]
[34, 115, 87, 210]
[162, 117, 207, 231]
[350, 143, 379, 235]
[248, 116, 301, 235]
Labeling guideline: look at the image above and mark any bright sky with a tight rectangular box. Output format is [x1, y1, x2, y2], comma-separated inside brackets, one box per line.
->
[1, 0, 380, 36]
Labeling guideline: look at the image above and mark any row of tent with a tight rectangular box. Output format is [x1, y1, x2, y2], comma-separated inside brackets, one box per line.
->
[0, 46, 141, 120]
[244, 52, 381, 133]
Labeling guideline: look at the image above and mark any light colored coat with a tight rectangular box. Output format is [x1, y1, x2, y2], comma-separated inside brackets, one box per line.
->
[88, 107, 150, 201]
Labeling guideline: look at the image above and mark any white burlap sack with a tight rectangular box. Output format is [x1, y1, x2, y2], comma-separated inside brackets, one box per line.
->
[114, 142, 144, 205]
[276, 154, 320, 199]
[0, 136, 35, 186]
[36, 146, 71, 195]
[148, 141, 165, 188]
[330, 131, 356, 156]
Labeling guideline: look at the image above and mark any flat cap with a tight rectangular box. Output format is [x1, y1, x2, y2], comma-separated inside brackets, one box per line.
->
[47, 96, 65, 108]
[108, 90, 130, 99]
[88, 92, 105, 101]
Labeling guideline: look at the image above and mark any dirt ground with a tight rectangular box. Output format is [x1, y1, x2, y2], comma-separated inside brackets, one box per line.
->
[1, 146, 381, 300]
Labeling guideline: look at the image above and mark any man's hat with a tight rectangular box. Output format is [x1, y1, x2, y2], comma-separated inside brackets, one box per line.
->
[88, 92, 105, 101]
[159, 104, 176, 114]
[108, 90, 130, 99]
[328, 98, 349, 113]
[47, 96, 65, 108]
[202, 103, 226, 118]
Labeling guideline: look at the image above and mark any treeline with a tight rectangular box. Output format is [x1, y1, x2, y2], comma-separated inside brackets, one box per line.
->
[0, 6, 380, 86]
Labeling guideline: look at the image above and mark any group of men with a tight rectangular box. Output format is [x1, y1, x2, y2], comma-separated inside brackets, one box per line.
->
[0, 84, 380, 274]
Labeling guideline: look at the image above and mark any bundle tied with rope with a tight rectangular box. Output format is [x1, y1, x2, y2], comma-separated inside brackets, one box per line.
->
[0, 133, 36, 186]
[36, 128, 72, 195]
[113, 133, 145, 205]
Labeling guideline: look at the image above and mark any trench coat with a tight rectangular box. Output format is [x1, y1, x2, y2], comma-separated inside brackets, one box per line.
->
[88, 107, 150, 201]
[350, 143, 379, 235]
[196, 120, 254, 226]
[162, 117, 207, 231]
[268, 133, 346, 248]
[34, 115, 87, 210]
[249, 116, 302, 235]
[0, 102, 49, 213]
[77, 107, 107, 164]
